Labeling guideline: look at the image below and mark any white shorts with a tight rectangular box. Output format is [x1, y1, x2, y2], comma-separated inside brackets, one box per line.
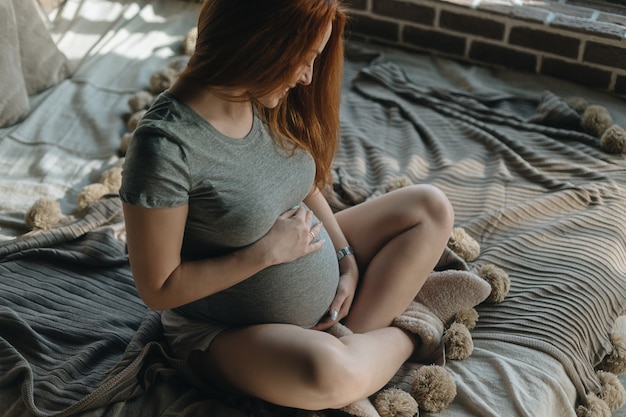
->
[161, 309, 229, 361]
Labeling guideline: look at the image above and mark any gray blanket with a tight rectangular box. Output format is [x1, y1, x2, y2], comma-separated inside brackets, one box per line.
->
[1, 46, 625, 417]
[334, 46, 626, 410]
[0, 197, 156, 416]
[0, 197, 241, 417]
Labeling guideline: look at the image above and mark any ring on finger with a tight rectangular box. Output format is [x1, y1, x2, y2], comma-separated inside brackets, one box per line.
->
[310, 231, 315, 239]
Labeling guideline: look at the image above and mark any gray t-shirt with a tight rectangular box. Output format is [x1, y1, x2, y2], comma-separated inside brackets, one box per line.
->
[120, 92, 339, 328]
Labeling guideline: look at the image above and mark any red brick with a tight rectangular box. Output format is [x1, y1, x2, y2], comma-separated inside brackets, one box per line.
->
[373, 0, 435, 26]
[403, 26, 467, 56]
[541, 57, 612, 90]
[584, 41, 626, 71]
[439, 10, 505, 40]
[509, 27, 580, 59]
[469, 41, 537, 72]
[615, 75, 626, 96]
[347, 13, 400, 42]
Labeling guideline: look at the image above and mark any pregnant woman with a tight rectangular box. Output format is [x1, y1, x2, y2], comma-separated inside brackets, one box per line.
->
[120, 0, 477, 411]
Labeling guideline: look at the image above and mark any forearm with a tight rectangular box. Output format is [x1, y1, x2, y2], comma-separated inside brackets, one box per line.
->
[144, 243, 273, 311]
[125, 202, 322, 311]
[124, 203, 277, 311]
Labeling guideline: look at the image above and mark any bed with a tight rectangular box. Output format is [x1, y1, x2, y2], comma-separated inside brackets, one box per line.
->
[1, 1, 625, 416]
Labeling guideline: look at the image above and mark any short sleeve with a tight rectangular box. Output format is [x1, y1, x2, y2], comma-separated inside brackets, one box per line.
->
[120, 129, 191, 209]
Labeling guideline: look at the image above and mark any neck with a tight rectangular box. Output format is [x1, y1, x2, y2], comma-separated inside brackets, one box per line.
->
[169, 80, 254, 139]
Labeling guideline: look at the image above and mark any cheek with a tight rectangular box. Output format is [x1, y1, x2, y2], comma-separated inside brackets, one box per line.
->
[293, 65, 308, 81]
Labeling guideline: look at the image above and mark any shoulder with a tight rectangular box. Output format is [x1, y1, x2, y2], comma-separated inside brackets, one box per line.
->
[135, 93, 193, 138]
[129, 92, 206, 163]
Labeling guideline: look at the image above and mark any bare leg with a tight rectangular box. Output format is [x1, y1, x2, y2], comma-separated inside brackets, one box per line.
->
[189, 184, 453, 410]
[336, 184, 454, 332]
[190, 323, 414, 410]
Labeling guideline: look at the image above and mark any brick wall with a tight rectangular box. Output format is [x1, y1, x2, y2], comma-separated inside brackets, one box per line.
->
[346, 0, 626, 97]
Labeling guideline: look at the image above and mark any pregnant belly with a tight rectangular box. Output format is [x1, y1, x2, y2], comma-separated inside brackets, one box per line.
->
[176, 227, 340, 328]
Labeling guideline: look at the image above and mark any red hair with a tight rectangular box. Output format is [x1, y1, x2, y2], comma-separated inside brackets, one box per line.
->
[178, 0, 347, 190]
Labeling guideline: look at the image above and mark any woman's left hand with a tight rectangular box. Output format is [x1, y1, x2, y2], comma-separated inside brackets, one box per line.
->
[312, 260, 358, 331]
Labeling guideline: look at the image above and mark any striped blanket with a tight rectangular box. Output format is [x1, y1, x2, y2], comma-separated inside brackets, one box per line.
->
[333, 46, 626, 413]
[1, 44, 625, 417]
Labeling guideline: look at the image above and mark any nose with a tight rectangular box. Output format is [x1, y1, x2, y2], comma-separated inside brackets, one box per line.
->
[298, 65, 313, 85]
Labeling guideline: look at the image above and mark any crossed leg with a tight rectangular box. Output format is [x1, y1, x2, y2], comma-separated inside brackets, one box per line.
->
[189, 184, 454, 410]
[337, 184, 454, 332]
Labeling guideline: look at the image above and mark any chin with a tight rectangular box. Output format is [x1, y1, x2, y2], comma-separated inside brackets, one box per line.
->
[262, 98, 281, 109]
[260, 90, 287, 109]
[268, 99, 281, 108]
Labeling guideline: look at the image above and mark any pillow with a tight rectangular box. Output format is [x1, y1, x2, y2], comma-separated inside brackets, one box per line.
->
[0, 0, 30, 128]
[12, 0, 72, 96]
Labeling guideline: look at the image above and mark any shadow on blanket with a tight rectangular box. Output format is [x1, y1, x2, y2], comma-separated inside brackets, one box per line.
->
[0, 196, 250, 417]
[1, 45, 626, 417]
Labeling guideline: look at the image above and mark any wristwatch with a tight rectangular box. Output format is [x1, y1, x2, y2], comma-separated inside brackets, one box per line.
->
[336, 246, 355, 262]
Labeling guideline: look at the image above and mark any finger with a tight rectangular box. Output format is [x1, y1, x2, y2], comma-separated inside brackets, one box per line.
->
[308, 237, 325, 251]
[328, 295, 351, 323]
[312, 298, 347, 330]
[286, 205, 306, 218]
[313, 314, 337, 330]
[280, 205, 301, 218]
[308, 221, 323, 241]
[311, 220, 323, 234]
[304, 208, 315, 225]
[312, 316, 335, 331]
[326, 304, 341, 324]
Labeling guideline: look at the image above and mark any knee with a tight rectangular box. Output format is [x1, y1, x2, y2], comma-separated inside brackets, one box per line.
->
[410, 184, 454, 233]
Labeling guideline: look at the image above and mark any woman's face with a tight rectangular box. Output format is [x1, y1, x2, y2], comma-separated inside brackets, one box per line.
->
[258, 21, 333, 109]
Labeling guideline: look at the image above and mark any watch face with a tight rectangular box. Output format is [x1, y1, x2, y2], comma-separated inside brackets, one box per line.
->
[337, 246, 354, 261]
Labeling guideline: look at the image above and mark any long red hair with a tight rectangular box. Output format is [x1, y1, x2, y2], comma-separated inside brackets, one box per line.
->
[178, 0, 346, 190]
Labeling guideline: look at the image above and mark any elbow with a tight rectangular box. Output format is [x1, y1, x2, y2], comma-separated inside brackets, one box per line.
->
[149, 302, 172, 311]
[132, 266, 182, 311]
[135, 286, 171, 311]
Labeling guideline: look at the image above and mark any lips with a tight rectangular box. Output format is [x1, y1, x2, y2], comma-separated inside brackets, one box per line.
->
[279, 84, 296, 100]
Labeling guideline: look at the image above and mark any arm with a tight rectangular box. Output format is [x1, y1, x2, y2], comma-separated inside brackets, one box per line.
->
[123, 202, 324, 311]
[304, 187, 359, 329]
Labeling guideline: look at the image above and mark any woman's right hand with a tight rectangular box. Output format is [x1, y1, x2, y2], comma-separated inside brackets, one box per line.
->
[258, 206, 325, 265]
